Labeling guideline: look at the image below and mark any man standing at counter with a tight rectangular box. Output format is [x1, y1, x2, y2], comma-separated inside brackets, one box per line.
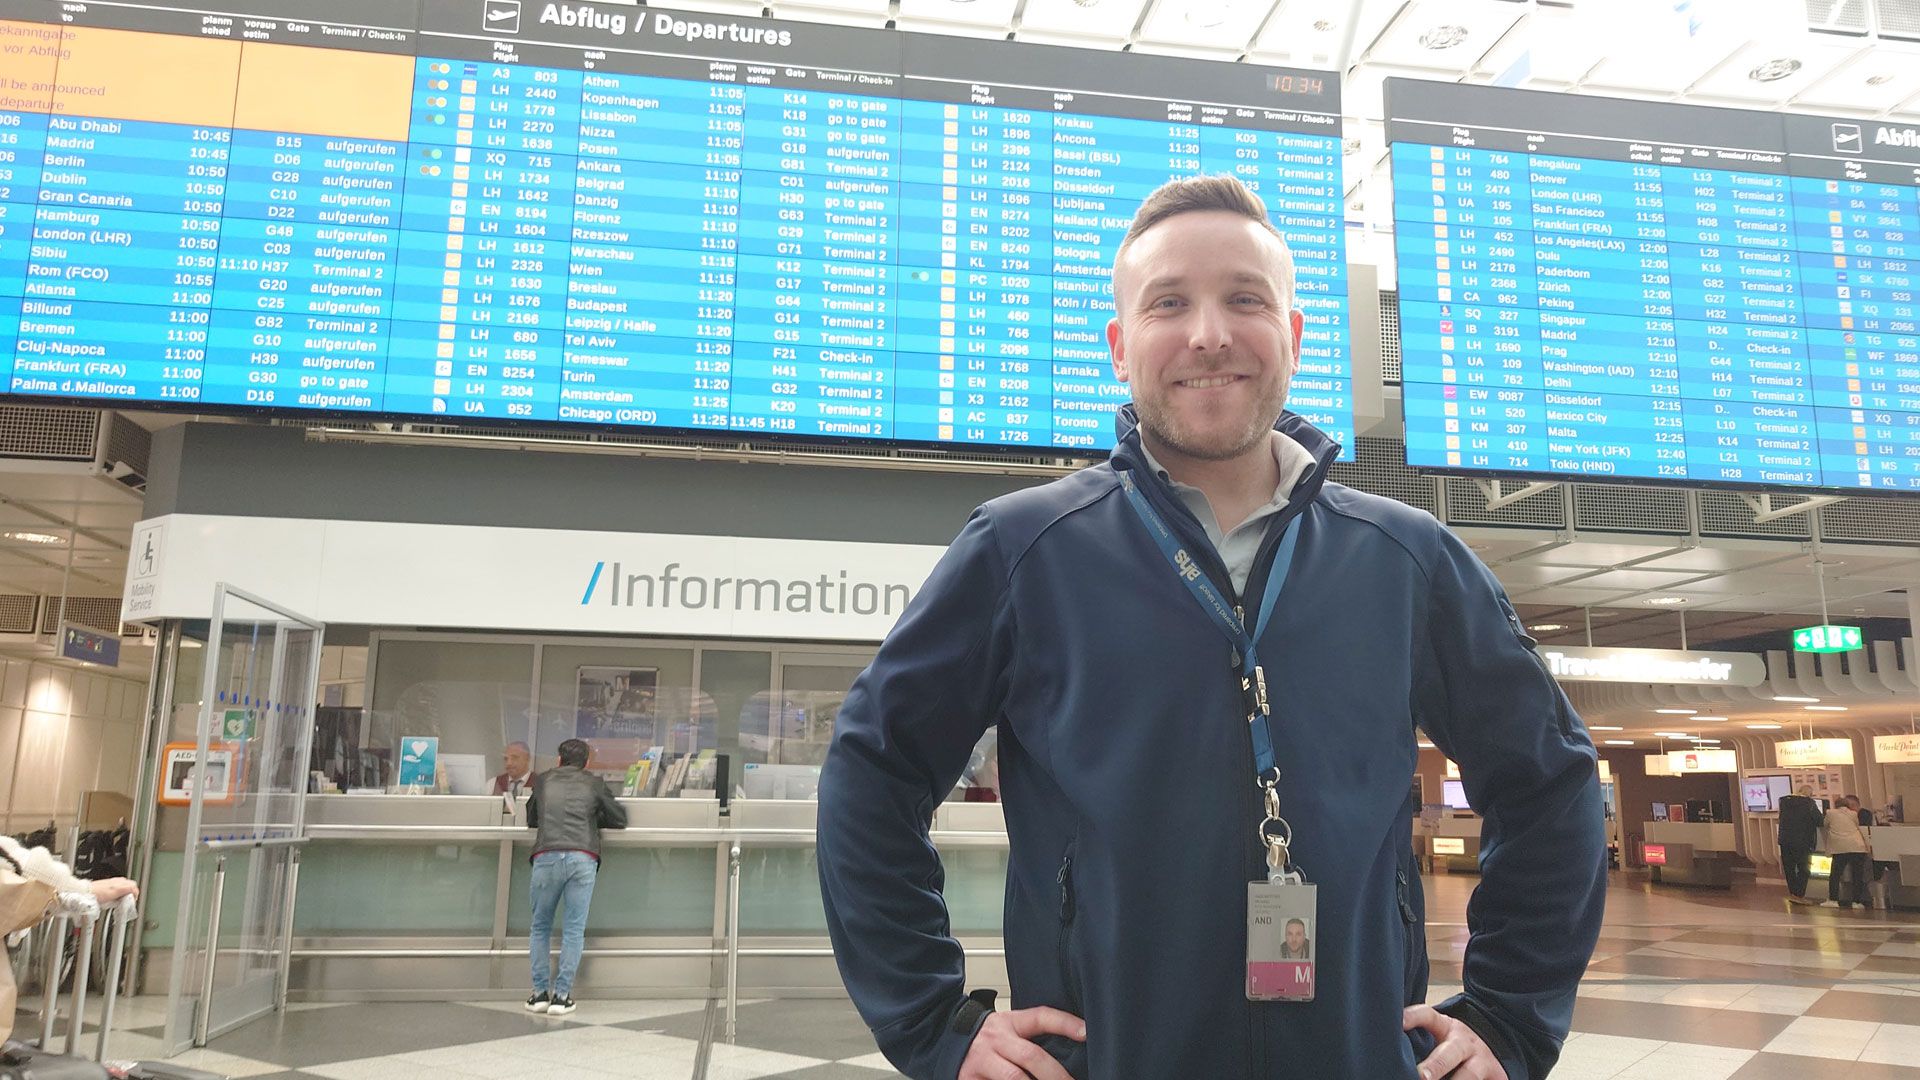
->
[524, 738, 626, 1016]
[1778, 786, 1821, 905]
[817, 175, 1606, 1080]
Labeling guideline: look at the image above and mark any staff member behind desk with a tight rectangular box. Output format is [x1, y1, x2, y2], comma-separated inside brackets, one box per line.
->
[817, 174, 1606, 1080]
[1824, 797, 1871, 909]
[524, 738, 626, 1015]
[493, 741, 533, 797]
[1778, 786, 1822, 905]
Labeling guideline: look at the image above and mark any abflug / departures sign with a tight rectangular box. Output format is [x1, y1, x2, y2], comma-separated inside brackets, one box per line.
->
[531, 2, 796, 47]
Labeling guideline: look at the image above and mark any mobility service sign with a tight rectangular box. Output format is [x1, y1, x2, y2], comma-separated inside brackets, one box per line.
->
[121, 515, 947, 641]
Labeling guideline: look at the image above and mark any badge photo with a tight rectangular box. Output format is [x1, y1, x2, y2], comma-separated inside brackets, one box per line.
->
[1247, 881, 1316, 1002]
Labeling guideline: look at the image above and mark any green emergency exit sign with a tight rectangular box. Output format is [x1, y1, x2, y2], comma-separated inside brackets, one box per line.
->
[1793, 624, 1863, 653]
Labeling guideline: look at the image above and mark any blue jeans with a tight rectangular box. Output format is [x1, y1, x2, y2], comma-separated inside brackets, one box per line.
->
[529, 850, 597, 997]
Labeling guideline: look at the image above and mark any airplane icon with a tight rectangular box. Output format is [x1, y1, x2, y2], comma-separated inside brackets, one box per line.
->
[484, 0, 521, 34]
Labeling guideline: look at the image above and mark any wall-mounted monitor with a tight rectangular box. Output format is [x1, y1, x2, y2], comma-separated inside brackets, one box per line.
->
[1650, 802, 1669, 821]
[1387, 78, 1920, 494]
[1442, 778, 1470, 809]
[0, 0, 1354, 457]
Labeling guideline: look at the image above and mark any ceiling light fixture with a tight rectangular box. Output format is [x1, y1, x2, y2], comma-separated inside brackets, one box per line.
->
[1590, 725, 1624, 732]
[1693, 716, 1728, 722]
[1749, 58, 1803, 82]
[1419, 24, 1468, 49]
[1805, 705, 1848, 712]
[1746, 723, 1782, 730]
[1, 531, 64, 545]
[1644, 596, 1688, 606]
[1654, 708, 1697, 715]
[1604, 739, 1636, 746]
[1654, 731, 1693, 739]
[1528, 623, 1568, 632]
[1773, 695, 1819, 703]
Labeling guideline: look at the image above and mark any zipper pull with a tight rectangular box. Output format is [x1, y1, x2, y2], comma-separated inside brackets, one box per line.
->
[1235, 604, 1246, 630]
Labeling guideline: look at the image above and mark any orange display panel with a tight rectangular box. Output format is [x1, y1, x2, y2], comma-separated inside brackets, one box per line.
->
[48, 25, 240, 126]
[233, 41, 411, 142]
[0, 20, 61, 113]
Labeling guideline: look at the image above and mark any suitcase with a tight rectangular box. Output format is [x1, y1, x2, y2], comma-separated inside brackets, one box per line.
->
[0, 1041, 110, 1079]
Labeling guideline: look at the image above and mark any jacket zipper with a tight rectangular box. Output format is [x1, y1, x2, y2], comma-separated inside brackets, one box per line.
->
[1057, 849, 1082, 1012]
[1127, 457, 1304, 1078]
[1396, 868, 1419, 1005]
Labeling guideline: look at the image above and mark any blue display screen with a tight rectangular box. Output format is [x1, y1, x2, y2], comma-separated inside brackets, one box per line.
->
[0, 0, 1351, 456]
[1388, 79, 1920, 493]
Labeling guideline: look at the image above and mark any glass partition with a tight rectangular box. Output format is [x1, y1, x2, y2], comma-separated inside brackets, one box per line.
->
[367, 639, 534, 793]
[294, 841, 500, 936]
[536, 642, 701, 794]
[505, 846, 718, 935]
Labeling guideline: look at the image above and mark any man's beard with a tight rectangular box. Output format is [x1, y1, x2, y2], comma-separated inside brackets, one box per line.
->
[1137, 371, 1286, 462]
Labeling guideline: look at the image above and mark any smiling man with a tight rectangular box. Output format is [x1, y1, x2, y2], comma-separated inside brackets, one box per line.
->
[818, 175, 1605, 1080]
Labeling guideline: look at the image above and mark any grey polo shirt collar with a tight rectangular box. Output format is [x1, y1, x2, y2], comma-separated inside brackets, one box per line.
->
[1137, 430, 1317, 596]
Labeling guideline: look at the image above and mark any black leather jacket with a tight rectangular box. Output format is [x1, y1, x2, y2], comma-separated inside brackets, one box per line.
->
[526, 766, 627, 859]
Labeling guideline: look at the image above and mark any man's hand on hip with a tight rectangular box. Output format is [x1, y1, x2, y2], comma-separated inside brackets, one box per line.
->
[1403, 1005, 1509, 1080]
[959, 1006, 1086, 1080]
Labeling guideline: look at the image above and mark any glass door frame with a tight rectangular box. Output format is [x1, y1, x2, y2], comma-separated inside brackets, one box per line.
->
[162, 584, 325, 1053]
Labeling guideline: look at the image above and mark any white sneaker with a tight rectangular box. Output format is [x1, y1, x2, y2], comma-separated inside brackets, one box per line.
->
[545, 996, 576, 1016]
[525, 992, 550, 1012]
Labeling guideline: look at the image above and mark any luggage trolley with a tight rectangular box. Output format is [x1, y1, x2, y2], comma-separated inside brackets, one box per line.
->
[4, 896, 224, 1080]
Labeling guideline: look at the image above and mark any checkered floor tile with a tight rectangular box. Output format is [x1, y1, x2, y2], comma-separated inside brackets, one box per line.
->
[13, 875, 1918, 1078]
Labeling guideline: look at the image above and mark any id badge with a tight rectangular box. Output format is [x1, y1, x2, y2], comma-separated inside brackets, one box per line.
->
[1246, 881, 1316, 1002]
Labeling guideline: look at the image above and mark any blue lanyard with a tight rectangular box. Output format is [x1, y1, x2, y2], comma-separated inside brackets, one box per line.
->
[1117, 469, 1302, 779]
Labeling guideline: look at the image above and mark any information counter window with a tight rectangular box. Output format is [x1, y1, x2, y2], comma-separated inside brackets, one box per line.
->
[535, 643, 700, 794]
[366, 639, 535, 793]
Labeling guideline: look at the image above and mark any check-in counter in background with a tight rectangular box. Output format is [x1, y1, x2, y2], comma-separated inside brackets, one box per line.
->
[141, 794, 1011, 1001]
[1425, 817, 1482, 873]
[1865, 826, 1920, 911]
[1643, 821, 1737, 888]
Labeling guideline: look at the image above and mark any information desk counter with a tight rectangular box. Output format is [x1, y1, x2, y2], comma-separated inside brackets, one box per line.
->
[1425, 817, 1482, 874]
[1865, 826, 1920, 911]
[1643, 821, 1737, 888]
[144, 795, 1011, 1001]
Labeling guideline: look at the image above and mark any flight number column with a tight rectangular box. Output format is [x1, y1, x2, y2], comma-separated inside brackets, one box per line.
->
[1390, 137, 1543, 473]
[897, 88, 1055, 448]
[734, 75, 901, 440]
[389, 54, 581, 421]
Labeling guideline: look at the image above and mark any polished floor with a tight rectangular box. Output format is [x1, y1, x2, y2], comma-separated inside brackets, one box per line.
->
[19, 871, 1920, 1079]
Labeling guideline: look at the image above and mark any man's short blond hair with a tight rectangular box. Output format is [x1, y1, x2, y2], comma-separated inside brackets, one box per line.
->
[1112, 174, 1296, 313]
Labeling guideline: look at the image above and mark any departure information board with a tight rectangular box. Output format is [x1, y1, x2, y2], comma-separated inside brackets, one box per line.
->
[1388, 79, 1920, 493]
[0, 0, 1350, 455]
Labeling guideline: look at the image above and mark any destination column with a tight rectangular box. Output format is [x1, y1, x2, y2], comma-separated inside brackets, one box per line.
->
[0, 2, 59, 390]
[14, 6, 243, 403]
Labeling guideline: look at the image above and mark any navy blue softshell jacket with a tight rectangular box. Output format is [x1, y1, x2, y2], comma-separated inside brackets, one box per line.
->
[818, 407, 1607, 1079]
